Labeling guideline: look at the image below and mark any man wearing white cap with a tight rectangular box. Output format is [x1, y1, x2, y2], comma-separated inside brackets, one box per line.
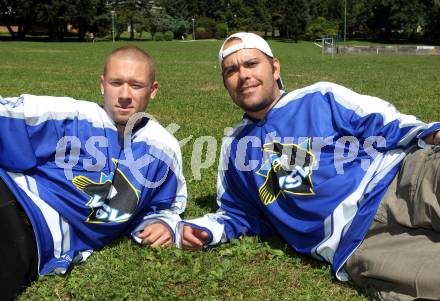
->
[178, 32, 440, 301]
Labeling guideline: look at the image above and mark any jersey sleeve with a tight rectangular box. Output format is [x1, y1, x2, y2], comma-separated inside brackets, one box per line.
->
[127, 133, 187, 244]
[176, 137, 275, 248]
[0, 96, 39, 170]
[0, 94, 113, 172]
[0, 95, 73, 171]
[320, 82, 436, 149]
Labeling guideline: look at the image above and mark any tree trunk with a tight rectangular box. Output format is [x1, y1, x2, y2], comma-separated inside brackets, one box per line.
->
[130, 19, 134, 40]
[17, 24, 26, 39]
[78, 25, 86, 41]
[5, 22, 16, 38]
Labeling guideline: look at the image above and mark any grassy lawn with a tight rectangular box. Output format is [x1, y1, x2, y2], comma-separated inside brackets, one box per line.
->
[1, 39, 439, 300]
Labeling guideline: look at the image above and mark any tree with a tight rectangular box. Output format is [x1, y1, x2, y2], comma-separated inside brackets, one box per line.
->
[366, 0, 426, 41]
[159, 0, 190, 37]
[280, 0, 308, 41]
[247, 0, 271, 36]
[70, 0, 102, 41]
[161, 0, 189, 19]
[305, 16, 339, 40]
[423, 0, 440, 44]
[346, 0, 372, 38]
[91, 0, 112, 38]
[326, 0, 344, 21]
[37, 0, 78, 41]
[267, 0, 286, 38]
[0, 0, 37, 39]
[109, 0, 141, 40]
[308, 0, 329, 20]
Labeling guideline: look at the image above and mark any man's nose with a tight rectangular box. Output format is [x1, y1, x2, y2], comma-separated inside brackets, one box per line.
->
[238, 66, 250, 80]
[120, 83, 131, 98]
[118, 83, 132, 106]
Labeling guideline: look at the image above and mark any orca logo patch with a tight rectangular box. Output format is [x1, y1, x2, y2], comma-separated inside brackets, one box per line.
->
[257, 140, 315, 205]
[72, 160, 140, 223]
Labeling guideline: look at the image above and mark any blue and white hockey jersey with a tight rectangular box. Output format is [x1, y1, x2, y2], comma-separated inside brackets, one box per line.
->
[0, 94, 187, 275]
[179, 82, 440, 281]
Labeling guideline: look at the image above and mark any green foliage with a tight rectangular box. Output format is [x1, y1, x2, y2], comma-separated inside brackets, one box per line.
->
[281, 0, 309, 41]
[195, 26, 212, 39]
[0, 0, 38, 38]
[424, 0, 440, 44]
[1, 0, 439, 43]
[164, 30, 174, 41]
[1, 40, 439, 300]
[153, 31, 164, 41]
[146, 7, 187, 39]
[162, 0, 189, 20]
[144, 32, 153, 41]
[173, 20, 189, 38]
[305, 17, 339, 40]
[215, 23, 227, 39]
[196, 16, 217, 38]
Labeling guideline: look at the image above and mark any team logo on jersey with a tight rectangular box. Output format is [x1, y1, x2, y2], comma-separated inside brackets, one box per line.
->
[256, 140, 315, 205]
[72, 159, 140, 223]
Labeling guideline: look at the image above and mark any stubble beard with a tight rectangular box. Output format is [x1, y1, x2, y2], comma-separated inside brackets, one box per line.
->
[236, 88, 278, 114]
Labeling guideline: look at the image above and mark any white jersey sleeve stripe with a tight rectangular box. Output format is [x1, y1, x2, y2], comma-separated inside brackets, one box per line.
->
[1, 95, 116, 130]
[276, 81, 423, 129]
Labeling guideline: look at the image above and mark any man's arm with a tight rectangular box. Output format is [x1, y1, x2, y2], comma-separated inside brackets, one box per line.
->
[0, 96, 39, 171]
[127, 124, 187, 247]
[320, 82, 438, 149]
[177, 187, 275, 250]
[177, 133, 275, 249]
[181, 225, 210, 250]
[0, 94, 111, 172]
[137, 222, 174, 247]
[128, 161, 186, 247]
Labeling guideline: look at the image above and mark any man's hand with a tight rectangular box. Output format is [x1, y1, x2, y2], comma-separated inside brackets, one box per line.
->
[423, 130, 440, 146]
[181, 225, 209, 250]
[138, 222, 173, 247]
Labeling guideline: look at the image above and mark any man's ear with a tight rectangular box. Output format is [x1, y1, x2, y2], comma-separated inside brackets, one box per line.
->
[149, 80, 159, 99]
[272, 58, 281, 83]
[100, 75, 105, 95]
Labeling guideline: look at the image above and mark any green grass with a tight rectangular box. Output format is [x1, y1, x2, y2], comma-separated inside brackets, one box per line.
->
[0, 40, 439, 300]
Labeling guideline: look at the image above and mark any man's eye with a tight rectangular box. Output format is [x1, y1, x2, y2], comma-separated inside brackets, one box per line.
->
[131, 84, 144, 89]
[223, 67, 236, 77]
[109, 81, 122, 87]
[246, 61, 258, 67]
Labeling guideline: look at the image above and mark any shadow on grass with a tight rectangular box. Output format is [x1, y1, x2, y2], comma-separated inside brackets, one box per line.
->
[180, 193, 368, 297]
[192, 193, 219, 213]
[260, 234, 368, 298]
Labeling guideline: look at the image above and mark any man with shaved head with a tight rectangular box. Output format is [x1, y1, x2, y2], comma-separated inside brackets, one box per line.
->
[102, 46, 158, 135]
[0, 46, 187, 300]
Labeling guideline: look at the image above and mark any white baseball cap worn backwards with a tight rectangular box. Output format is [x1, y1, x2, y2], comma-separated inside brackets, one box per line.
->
[218, 32, 284, 89]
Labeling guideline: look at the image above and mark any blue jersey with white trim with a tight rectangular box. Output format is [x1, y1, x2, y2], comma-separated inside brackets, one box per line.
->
[0, 94, 187, 275]
[182, 82, 438, 280]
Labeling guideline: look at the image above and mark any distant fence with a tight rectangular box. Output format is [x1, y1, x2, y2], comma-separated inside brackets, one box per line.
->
[323, 45, 440, 56]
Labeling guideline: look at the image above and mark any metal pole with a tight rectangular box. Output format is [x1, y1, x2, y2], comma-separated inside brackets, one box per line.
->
[192, 18, 195, 40]
[344, 0, 347, 43]
[111, 10, 115, 42]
